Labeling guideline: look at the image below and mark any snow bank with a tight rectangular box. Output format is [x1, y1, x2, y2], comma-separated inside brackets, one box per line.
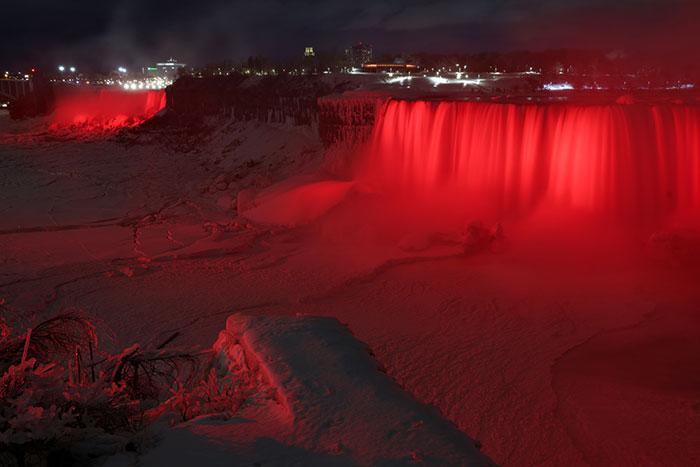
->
[242, 180, 356, 226]
[140, 314, 494, 466]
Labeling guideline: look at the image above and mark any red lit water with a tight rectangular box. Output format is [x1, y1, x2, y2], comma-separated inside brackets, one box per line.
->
[360, 100, 700, 234]
[51, 88, 166, 130]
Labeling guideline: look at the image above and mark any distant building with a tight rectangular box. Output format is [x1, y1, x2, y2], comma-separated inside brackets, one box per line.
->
[303, 47, 318, 74]
[143, 58, 186, 80]
[346, 42, 373, 69]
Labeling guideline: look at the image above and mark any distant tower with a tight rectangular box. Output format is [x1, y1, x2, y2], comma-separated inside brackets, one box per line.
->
[303, 47, 317, 74]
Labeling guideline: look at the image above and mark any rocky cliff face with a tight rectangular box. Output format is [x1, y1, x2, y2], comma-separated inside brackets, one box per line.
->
[317, 91, 387, 149]
[166, 75, 350, 126]
[166, 75, 386, 149]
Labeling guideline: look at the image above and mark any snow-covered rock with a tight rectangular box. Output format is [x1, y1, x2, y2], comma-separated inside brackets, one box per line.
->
[138, 313, 494, 466]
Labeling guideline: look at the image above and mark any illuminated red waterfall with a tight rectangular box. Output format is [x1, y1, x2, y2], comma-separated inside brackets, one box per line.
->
[51, 88, 166, 130]
[363, 100, 700, 228]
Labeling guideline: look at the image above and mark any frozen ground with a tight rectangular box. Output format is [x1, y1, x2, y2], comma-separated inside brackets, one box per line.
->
[1, 112, 699, 465]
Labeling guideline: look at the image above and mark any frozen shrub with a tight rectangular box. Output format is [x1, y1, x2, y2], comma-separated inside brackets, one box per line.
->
[0, 357, 143, 464]
[160, 368, 254, 422]
[0, 313, 97, 374]
[0, 311, 253, 465]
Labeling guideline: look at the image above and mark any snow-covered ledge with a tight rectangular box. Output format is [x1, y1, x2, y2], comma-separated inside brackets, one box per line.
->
[209, 313, 495, 466]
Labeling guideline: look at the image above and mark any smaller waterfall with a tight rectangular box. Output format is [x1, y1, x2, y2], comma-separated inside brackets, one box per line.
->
[52, 88, 166, 129]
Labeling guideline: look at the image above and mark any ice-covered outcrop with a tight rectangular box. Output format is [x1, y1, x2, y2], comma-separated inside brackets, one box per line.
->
[318, 91, 387, 148]
[166, 75, 354, 126]
[165, 77, 387, 151]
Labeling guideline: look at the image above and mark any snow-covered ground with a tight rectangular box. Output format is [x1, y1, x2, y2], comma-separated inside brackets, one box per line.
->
[1, 111, 699, 465]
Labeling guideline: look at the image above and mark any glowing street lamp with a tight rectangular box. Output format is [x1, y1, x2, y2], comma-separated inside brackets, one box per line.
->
[117, 67, 127, 74]
[69, 66, 76, 73]
[58, 65, 65, 72]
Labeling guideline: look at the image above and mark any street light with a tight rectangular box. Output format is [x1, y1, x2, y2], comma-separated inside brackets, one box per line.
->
[117, 67, 127, 73]
[58, 65, 65, 72]
[69, 66, 76, 73]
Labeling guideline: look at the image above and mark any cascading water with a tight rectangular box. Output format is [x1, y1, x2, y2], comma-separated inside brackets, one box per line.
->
[51, 88, 166, 130]
[361, 100, 700, 230]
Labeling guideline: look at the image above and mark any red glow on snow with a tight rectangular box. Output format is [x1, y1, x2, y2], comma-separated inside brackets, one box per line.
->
[50, 88, 166, 132]
[358, 100, 700, 233]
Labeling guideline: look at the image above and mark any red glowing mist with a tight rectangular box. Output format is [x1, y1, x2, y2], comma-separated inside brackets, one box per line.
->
[50, 88, 166, 131]
[359, 100, 700, 231]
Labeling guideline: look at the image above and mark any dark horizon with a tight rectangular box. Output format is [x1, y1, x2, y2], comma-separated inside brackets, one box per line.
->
[2, 0, 699, 71]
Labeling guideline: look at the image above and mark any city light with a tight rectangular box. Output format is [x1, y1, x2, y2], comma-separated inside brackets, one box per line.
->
[429, 76, 449, 87]
[543, 82, 574, 91]
[69, 66, 76, 73]
[119, 77, 171, 91]
[58, 65, 65, 72]
[428, 76, 483, 87]
[385, 75, 413, 85]
[118, 67, 127, 73]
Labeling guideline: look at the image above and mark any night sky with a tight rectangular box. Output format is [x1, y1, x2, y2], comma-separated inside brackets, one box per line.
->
[1, 0, 698, 70]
